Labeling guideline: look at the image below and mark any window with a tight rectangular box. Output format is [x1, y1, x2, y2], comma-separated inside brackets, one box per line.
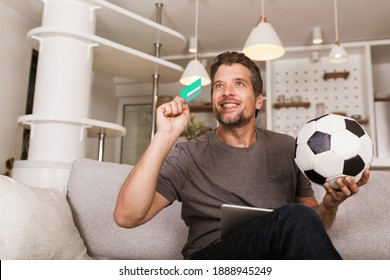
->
[121, 104, 152, 165]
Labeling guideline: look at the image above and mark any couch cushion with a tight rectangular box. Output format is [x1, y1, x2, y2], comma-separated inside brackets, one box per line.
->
[0, 175, 90, 260]
[66, 159, 187, 260]
[314, 170, 390, 259]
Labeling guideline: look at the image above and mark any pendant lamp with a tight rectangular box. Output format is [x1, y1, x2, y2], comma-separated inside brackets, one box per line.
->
[312, 27, 323, 45]
[328, 0, 348, 63]
[180, 0, 211, 86]
[242, 0, 285, 61]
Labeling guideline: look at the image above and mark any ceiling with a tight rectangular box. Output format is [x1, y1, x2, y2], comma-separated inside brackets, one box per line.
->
[3, 0, 390, 68]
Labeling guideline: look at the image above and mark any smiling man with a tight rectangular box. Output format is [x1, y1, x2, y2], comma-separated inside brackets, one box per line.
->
[212, 59, 263, 129]
[114, 51, 369, 260]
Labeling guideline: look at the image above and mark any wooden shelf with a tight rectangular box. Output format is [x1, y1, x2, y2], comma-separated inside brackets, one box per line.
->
[374, 96, 390, 102]
[273, 102, 311, 109]
[355, 119, 369, 125]
[323, 70, 350, 81]
[189, 104, 213, 112]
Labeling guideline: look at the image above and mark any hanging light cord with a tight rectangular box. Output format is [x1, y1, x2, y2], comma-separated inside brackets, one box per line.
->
[261, 0, 265, 17]
[256, 0, 267, 25]
[194, 0, 199, 57]
[334, 0, 339, 42]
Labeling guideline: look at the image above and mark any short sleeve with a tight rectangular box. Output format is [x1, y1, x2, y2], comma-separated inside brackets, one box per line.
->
[156, 143, 188, 203]
[296, 169, 314, 197]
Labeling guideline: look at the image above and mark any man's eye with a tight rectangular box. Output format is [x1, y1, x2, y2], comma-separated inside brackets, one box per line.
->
[236, 81, 244, 87]
[214, 84, 223, 89]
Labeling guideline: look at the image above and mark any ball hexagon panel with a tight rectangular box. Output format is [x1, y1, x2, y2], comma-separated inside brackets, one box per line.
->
[296, 120, 317, 145]
[313, 151, 345, 178]
[359, 134, 374, 164]
[331, 130, 360, 160]
[295, 143, 315, 171]
[316, 114, 346, 134]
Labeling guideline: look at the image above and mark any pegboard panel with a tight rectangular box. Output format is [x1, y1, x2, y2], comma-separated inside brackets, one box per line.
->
[270, 54, 368, 137]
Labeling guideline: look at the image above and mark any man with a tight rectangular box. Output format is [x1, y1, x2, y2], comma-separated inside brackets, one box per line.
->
[114, 51, 369, 259]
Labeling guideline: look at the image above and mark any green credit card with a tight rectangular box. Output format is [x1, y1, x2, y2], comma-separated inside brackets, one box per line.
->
[180, 79, 202, 103]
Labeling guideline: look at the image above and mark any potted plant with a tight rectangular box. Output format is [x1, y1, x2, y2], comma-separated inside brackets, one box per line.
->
[3, 157, 14, 177]
[184, 114, 206, 140]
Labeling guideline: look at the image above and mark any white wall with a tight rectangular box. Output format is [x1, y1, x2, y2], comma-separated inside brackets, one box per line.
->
[372, 63, 390, 157]
[372, 63, 390, 94]
[0, 3, 36, 175]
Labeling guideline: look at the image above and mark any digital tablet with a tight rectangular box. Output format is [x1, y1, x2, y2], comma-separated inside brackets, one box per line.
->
[220, 204, 273, 239]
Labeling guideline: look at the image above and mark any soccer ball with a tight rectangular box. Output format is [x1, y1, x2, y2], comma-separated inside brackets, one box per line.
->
[294, 114, 373, 189]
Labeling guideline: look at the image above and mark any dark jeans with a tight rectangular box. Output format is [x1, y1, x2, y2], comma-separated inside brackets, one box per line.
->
[190, 204, 342, 260]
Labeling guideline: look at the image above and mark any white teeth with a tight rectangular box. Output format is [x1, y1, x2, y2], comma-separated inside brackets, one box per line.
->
[222, 103, 238, 108]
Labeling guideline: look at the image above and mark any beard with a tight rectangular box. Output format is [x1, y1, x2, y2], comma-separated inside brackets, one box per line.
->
[214, 109, 253, 128]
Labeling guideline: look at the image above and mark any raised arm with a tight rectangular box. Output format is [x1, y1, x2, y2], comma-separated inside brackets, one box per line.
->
[113, 97, 190, 228]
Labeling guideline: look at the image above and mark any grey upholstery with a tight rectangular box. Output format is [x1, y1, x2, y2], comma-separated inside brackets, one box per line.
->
[67, 159, 187, 259]
[314, 170, 390, 259]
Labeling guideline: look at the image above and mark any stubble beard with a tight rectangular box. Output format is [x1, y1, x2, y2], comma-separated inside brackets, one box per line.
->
[214, 110, 252, 128]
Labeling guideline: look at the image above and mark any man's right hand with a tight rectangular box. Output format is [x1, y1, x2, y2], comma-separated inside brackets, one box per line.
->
[156, 96, 190, 138]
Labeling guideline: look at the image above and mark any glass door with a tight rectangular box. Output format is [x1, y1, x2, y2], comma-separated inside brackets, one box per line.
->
[121, 104, 152, 165]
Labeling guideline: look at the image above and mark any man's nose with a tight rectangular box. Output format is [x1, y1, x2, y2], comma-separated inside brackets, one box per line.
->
[223, 84, 234, 97]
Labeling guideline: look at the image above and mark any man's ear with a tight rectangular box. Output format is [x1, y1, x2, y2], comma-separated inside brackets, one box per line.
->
[255, 94, 264, 110]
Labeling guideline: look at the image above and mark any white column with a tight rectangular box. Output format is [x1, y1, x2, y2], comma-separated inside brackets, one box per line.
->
[12, 0, 99, 190]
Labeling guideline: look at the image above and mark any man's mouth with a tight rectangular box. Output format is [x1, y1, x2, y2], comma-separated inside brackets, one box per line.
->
[220, 101, 240, 109]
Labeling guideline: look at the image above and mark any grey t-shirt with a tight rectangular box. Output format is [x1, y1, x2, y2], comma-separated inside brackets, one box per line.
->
[157, 127, 313, 258]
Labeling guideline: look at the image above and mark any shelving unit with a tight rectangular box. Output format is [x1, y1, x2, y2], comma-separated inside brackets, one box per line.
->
[28, 27, 184, 83]
[93, 0, 186, 56]
[13, 0, 188, 190]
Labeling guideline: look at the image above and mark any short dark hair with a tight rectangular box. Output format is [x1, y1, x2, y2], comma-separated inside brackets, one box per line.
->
[209, 51, 263, 97]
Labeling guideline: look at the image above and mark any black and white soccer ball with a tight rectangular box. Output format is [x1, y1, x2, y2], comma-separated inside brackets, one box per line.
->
[294, 114, 373, 189]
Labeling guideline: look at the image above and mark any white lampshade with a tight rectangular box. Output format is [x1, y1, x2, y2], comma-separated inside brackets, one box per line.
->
[180, 0, 210, 86]
[328, 41, 348, 63]
[328, 0, 348, 63]
[180, 59, 211, 86]
[242, 16, 285, 61]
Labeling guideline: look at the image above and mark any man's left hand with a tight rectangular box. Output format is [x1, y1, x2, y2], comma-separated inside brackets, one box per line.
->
[322, 168, 370, 210]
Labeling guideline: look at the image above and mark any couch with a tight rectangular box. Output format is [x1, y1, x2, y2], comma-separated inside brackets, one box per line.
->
[1, 158, 389, 260]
